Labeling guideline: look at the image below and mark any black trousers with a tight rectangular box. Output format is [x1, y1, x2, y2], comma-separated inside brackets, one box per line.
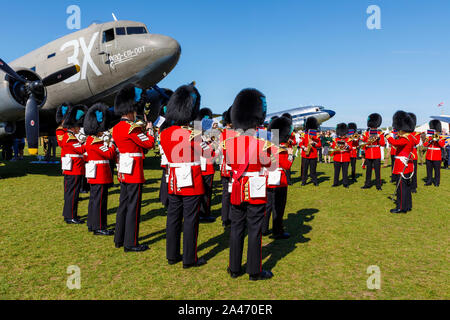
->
[396, 175, 412, 211]
[412, 160, 418, 190]
[333, 162, 349, 186]
[426, 160, 441, 186]
[364, 158, 381, 188]
[350, 157, 357, 180]
[114, 183, 143, 248]
[63, 175, 82, 220]
[221, 176, 231, 223]
[229, 203, 265, 275]
[200, 174, 214, 217]
[318, 147, 323, 162]
[81, 177, 90, 193]
[159, 168, 169, 208]
[87, 184, 109, 231]
[301, 158, 318, 184]
[262, 187, 288, 235]
[166, 194, 201, 265]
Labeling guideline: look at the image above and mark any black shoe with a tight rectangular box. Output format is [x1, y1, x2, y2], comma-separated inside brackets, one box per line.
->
[390, 209, 407, 214]
[199, 216, 216, 223]
[411, 189, 417, 193]
[249, 270, 274, 281]
[301, 183, 306, 186]
[88, 227, 93, 232]
[273, 232, 290, 240]
[168, 256, 182, 265]
[434, 184, 439, 187]
[65, 219, 85, 225]
[343, 185, 349, 188]
[376, 187, 382, 191]
[124, 244, 149, 252]
[93, 229, 114, 236]
[262, 230, 272, 236]
[115, 243, 123, 249]
[361, 185, 371, 189]
[183, 257, 207, 269]
[314, 182, 318, 186]
[227, 267, 242, 279]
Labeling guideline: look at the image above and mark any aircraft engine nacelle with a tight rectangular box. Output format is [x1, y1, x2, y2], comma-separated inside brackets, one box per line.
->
[0, 122, 16, 138]
[0, 68, 47, 122]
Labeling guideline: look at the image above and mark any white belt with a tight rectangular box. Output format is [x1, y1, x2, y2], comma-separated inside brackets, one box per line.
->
[65, 154, 83, 158]
[395, 156, 410, 166]
[121, 153, 143, 157]
[88, 160, 109, 165]
[366, 145, 380, 148]
[240, 171, 265, 177]
[428, 147, 440, 151]
[169, 162, 201, 168]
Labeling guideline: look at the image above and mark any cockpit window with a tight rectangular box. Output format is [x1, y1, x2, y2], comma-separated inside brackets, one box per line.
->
[116, 27, 126, 36]
[102, 29, 115, 43]
[127, 26, 148, 35]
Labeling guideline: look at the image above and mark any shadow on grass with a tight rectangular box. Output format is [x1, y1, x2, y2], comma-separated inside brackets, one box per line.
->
[261, 208, 318, 271]
[139, 228, 166, 247]
[198, 227, 231, 262]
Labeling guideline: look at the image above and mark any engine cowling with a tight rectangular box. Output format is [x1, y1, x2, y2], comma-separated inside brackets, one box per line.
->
[0, 68, 46, 122]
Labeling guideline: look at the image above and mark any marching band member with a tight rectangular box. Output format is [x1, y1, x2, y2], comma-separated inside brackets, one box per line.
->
[385, 111, 416, 214]
[331, 123, 351, 188]
[424, 120, 446, 187]
[83, 103, 117, 236]
[408, 113, 420, 193]
[347, 123, 359, 182]
[390, 129, 398, 183]
[262, 116, 294, 239]
[225, 88, 273, 281]
[112, 84, 155, 252]
[60, 105, 88, 224]
[282, 113, 296, 185]
[196, 108, 217, 223]
[361, 113, 385, 191]
[160, 83, 211, 268]
[219, 107, 236, 227]
[299, 117, 321, 186]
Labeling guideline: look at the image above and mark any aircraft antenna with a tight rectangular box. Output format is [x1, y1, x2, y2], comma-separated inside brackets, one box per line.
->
[112, 13, 118, 21]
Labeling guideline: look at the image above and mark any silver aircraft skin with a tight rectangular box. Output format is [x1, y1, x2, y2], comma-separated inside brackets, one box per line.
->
[265, 106, 336, 128]
[0, 20, 181, 137]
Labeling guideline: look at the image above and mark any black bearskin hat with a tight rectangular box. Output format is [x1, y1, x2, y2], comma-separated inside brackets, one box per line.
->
[429, 119, 442, 133]
[348, 122, 357, 131]
[305, 117, 319, 131]
[392, 111, 415, 133]
[269, 116, 292, 143]
[230, 88, 267, 130]
[63, 105, 88, 129]
[222, 107, 232, 125]
[84, 103, 111, 136]
[367, 113, 382, 128]
[408, 113, 417, 127]
[56, 102, 72, 125]
[282, 113, 293, 121]
[336, 123, 348, 137]
[196, 108, 213, 121]
[165, 84, 201, 126]
[114, 84, 143, 116]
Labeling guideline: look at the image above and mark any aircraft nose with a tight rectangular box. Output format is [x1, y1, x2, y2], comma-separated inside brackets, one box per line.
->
[148, 34, 181, 60]
[325, 110, 336, 118]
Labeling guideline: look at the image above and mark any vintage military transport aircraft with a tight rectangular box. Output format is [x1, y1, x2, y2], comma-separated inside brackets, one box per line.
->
[0, 20, 181, 154]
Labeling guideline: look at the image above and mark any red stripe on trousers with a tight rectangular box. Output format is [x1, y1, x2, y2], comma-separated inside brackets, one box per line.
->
[135, 184, 141, 246]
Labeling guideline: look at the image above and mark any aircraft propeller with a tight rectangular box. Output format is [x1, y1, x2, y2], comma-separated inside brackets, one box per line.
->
[0, 58, 80, 155]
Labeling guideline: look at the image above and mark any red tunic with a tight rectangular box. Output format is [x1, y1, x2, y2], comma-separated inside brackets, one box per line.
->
[225, 134, 272, 205]
[299, 132, 322, 159]
[410, 132, 420, 160]
[220, 128, 239, 178]
[424, 136, 446, 161]
[348, 138, 360, 158]
[362, 130, 386, 159]
[331, 137, 351, 162]
[61, 131, 86, 176]
[387, 134, 415, 174]
[84, 136, 117, 185]
[267, 143, 294, 189]
[160, 126, 213, 196]
[201, 149, 216, 176]
[56, 126, 67, 157]
[112, 120, 155, 184]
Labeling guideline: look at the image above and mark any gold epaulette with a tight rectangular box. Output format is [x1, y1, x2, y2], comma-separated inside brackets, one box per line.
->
[187, 127, 202, 141]
[91, 137, 103, 144]
[128, 123, 144, 135]
[66, 133, 78, 142]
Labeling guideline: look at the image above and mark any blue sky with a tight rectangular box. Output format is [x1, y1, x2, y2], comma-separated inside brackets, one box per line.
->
[2, 0, 450, 128]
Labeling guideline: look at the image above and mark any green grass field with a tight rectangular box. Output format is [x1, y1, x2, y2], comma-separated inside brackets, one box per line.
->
[0, 149, 448, 300]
